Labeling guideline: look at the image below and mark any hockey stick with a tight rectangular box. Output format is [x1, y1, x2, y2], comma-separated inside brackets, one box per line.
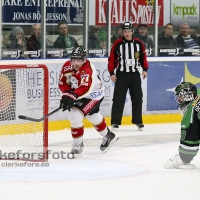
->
[18, 107, 61, 122]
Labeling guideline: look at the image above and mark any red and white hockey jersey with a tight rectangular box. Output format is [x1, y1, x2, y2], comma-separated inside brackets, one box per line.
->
[58, 60, 104, 100]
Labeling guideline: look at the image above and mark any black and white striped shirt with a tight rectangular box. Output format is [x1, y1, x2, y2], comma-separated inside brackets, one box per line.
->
[108, 37, 148, 75]
[182, 35, 200, 49]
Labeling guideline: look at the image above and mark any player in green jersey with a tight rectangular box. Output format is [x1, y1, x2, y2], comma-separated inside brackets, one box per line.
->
[165, 82, 199, 169]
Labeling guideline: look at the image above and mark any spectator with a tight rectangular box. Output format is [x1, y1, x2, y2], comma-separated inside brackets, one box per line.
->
[88, 25, 102, 49]
[53, 21, 78, 58]
[158, 23, 177, 48]
[92, 30, 108, 57]
[111, 24, 123, 45]
[27, 24, 41, 51]
[158, 23, 177, 56]
[108, 22, 148, 132]
[134, 23, 153, 56]
[27, 24, 45, 58]
[175, 23, 200, 50]
[4, 26, 29, 59]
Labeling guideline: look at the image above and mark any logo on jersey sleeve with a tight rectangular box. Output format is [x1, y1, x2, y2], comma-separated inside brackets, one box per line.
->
[63, 65, 73, 72]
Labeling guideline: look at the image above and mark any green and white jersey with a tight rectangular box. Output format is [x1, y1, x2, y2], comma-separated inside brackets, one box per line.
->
[178, 88, 200, 162]
[181, 94, 200, 129]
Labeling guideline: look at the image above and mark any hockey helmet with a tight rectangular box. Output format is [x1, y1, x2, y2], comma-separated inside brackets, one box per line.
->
[71, 46, 87, 61]
[175, 82, 197, 109]
[122, 22, 134, 31]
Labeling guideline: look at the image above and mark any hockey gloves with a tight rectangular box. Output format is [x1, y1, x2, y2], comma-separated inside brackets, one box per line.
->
[60, 91, 78, 111]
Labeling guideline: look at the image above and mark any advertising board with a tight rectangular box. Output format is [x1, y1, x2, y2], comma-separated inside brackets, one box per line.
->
[2, 0, 83, 24]
[170, 0, 199, 27]
[1, 57, 200, 125]
[95, 0, 164, 26]
[147, 61, 200, 111]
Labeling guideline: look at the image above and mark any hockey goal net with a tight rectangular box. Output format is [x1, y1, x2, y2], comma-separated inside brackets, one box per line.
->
[0, 64, 48, 162]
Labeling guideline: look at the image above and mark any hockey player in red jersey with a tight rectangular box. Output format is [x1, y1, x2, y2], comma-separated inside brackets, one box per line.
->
[58, 46, 118, 158]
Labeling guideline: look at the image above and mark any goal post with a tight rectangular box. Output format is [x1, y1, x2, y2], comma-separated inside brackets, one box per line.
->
[0, 64, 48, 162]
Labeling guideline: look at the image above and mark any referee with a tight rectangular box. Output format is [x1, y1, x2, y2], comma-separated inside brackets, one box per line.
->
[108, 21, 148, 131]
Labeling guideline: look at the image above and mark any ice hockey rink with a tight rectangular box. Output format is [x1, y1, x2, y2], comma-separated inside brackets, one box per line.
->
[0, 123, 200, 200]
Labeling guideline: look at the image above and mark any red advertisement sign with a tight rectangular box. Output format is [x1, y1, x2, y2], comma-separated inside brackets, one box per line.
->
[96, 0, 164, 26]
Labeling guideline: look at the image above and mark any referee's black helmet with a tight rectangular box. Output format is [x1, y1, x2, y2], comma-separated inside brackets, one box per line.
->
[122, 22, 134, 31]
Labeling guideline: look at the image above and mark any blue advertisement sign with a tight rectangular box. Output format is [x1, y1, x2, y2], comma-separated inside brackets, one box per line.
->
[147, 61, 200, 111]
[2, 0, 83, 24]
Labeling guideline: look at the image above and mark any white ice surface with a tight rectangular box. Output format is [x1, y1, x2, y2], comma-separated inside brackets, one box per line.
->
[0, 123, 200, 200]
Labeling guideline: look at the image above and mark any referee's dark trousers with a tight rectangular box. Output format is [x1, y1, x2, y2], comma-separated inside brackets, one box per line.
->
[111, 70, 143, 125]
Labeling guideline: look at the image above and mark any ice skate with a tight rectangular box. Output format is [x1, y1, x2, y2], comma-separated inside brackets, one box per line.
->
[136, 124, 144, 131]
[164, 154, 195, 169]
[68, 142, 84, 159]
[100, 130, 119, 153]
[111, 124, 119, 132]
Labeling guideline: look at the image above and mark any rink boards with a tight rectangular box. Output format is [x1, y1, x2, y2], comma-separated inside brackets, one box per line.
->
[1, 57, 200, 132]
